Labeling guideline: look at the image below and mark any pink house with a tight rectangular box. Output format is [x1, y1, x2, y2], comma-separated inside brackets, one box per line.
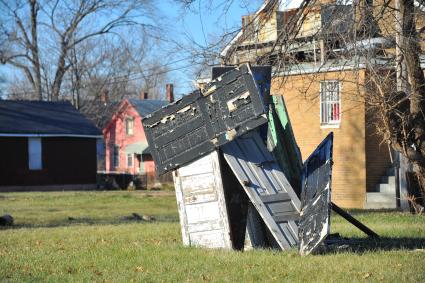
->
[103, 98, 169, 176]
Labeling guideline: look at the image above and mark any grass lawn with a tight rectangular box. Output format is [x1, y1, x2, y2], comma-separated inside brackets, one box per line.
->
[1, 191, 425, 282]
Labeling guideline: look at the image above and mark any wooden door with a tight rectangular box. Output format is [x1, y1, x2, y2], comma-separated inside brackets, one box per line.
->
[173, 151, 233, 249]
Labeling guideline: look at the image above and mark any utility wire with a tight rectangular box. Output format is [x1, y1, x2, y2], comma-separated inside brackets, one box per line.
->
[1, 56, 209, 97]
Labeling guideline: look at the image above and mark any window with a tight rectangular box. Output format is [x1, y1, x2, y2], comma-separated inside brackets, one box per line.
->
[28, 138, 42, 170]
[320, 81, 341, 126]
[125, 118, 134, 135]
[127, 153, 133, 168]
[113, 145, 120, 168]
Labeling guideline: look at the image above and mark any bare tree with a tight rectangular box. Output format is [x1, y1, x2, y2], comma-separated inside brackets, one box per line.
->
[177, 0, 425, 202]
[0, 0, 157, 101]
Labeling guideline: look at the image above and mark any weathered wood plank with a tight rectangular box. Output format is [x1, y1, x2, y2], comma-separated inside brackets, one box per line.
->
[299, 133, 334, 255]
[222, 131, 301, 250]
[260, 193, 291, 203]
[173, 151, 233, 249]
[143, 64, 269, 175]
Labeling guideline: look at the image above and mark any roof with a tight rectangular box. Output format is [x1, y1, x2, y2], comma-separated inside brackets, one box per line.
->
[0, 100, 102, 137]
[220, 0, 272, 58]
[79, 100, 121, 129]
[128, 99, 168, 117]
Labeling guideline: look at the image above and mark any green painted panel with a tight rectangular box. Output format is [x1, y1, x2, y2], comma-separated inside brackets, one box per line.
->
[268, 95, 303, 195]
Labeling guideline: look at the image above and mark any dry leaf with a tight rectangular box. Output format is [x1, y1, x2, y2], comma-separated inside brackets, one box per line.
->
[363, 272, 372, 279]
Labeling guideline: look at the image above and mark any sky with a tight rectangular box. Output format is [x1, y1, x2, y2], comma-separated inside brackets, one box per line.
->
[157, 0, 263, 95]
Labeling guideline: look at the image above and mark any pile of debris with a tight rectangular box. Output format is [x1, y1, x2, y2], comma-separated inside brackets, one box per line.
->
[143, 64, 378, 255]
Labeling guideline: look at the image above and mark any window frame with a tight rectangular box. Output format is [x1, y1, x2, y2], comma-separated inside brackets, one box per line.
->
[127, 153, 133, 168]
[125, 117, 134, 136]
[113, 145, 120, 168]
[320, 80, 342, 128]
[28, 137, 42, 170]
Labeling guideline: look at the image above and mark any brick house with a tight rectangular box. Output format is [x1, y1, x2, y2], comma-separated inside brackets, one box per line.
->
[221, 0, 425, 208]
[0, 100, 101, 191]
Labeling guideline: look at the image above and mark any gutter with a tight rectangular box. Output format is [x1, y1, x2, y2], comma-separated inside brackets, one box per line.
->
[0, 133, 103, 138]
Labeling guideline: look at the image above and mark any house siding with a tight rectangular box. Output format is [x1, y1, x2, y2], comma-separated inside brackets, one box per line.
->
[0, 137, 97, 188]
[104, 102, 155, 175]
[273, 70, 367, 208]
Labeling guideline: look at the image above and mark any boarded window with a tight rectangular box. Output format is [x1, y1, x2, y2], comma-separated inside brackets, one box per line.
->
[126, 118, 134, 135]
[113, 145, 120, 168]
[127, 153, 133, 168]
[320, 81, 341, 126]
[28, 138, 42, 170]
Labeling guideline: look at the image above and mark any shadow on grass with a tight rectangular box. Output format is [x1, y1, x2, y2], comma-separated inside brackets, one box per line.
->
[0, 214, 179, 230]
[322, 236, 425, 255]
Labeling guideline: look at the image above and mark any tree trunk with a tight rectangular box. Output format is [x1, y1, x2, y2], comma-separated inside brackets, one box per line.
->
[398, 0, 425, 200]
[29, 0, 42, 101]
[51, 41, 69, 100]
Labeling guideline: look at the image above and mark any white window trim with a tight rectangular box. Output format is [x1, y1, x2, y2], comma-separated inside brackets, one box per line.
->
[127, 153, 133, 168]
[125, 117, 134, 136]
[320, 80, 342, 129]
[28, 138, 42, 170]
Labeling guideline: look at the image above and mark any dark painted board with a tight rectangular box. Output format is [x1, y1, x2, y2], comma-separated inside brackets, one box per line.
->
[222, 131, 301, 250]
[298, 133, 334, 255]
[143, 64, 269, 175]
[212, 65, 272, 107]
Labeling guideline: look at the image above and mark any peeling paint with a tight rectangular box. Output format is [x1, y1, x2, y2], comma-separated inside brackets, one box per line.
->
[225, 129, 237, 141]
[202, 85, 217, 96]
[226, 91, 250, 112]
[142, 64, 269, 175]
[299, 133, 333, 256]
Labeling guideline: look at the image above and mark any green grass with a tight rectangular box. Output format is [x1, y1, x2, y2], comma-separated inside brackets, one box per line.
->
[0, 191, 177, 227]
[1, 191, 425, 282]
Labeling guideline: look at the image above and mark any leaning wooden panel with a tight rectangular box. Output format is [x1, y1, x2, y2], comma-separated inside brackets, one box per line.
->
[299, 133, 334, 255]
[173, 151, 233, 249]
[221, 132, 301, 250]
[143, 63, 269, 175]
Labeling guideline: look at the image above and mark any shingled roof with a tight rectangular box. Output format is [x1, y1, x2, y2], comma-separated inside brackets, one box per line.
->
[79, 100, 121, 129]
[0, 100, 101, 137]
[128, 99, 168, 117]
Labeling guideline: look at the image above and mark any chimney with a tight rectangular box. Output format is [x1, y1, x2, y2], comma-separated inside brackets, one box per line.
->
[166, 83, 174, 103]
[141, 92, 148, 100]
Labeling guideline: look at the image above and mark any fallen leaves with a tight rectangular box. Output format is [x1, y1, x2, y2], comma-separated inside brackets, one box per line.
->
[362, 272, 372, 279]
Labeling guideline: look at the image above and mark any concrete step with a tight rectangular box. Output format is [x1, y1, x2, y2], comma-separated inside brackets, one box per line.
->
[365, 192, 397, 209]
[366, 192, 397, 204]
[376, 183, 396, 194]
[380, 175, 396, 186]
[365, 201, 397, 209]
